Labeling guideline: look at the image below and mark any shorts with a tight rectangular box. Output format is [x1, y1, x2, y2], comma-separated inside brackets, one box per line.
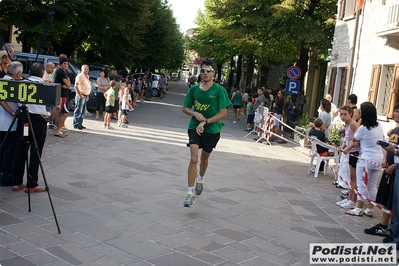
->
[60, 97, 68, 113]
[273, 113, 281, 127]
[134, 88, 139, 93]
[114, 100, 119, 112]
[375, 170, 395, 209]
[348, 151, 359, 168]
[188, 129, 220, 153]
[246, 114, 254, 124]
[233, 105, 241, 109]
[105, 106, 114, 113]
[122, 110, 129, 116]
[146, 86, 151, 93]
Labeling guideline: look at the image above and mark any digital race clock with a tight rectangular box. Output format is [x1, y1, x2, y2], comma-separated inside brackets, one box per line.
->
[0, 79, 61, 106]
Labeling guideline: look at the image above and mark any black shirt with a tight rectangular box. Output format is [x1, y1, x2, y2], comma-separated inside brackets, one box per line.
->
[273, 97, 284, 114]
[53, 67, 69, 97]
[309, 128, 329, 154]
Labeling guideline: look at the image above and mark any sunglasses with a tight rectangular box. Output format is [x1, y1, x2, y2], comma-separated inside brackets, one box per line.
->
[200, 68, 213, 73]
[2, 54, 10, 59]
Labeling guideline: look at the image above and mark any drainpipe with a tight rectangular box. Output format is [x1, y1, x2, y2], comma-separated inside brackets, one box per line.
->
[344, 10, 361, 101]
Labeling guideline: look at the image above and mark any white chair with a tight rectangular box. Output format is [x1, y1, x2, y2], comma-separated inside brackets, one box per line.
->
[307, 138, 339, 177]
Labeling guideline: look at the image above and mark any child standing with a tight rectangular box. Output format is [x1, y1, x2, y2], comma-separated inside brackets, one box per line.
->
[117, 82, 126, 126]
[120, 86, 132, 128]
[309, 118, 329, 173]
[245, 96, 254, 131]
[103, 80, 116, 129]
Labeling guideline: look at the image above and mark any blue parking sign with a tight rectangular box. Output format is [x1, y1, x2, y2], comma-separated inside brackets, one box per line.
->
[285, 80, 300, 95]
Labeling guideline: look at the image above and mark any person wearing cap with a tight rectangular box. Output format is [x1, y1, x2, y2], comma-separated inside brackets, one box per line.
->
[0, 50, 12, 78]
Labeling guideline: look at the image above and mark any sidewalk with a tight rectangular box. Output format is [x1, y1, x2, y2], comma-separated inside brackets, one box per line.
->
[0, 82, 397, 265]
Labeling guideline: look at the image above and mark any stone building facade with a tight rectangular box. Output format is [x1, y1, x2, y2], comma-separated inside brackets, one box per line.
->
[328, 0, 399, 130]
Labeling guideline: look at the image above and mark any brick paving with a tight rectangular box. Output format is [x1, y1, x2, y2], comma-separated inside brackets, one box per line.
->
[0, 82, 397, 265]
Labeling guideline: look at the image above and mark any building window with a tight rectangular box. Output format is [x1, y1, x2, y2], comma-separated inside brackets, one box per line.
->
[339, 0, 356, 20]
[369, 63, 399, 119]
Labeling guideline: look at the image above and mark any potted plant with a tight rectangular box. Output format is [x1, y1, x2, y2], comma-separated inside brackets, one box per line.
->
[327, 126, 343, 148]
[294, 113, 310, 147]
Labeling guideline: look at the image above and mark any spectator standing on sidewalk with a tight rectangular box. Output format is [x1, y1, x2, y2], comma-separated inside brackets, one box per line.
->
[103, 80, 116, 129]
[345, 102, 384, 217]
[73, 64, 91, 130]
[53, 56, 70, 138]
[12, 62, 57, 193]
[271, 89, 286, 143]
[0, 61, 23, 187]
[381, 105, 399, 250]
[182, 58, 231, 207]
[96, 69, 110, 120]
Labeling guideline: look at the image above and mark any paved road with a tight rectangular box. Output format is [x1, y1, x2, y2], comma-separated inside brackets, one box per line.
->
[0, 81, 397, 265]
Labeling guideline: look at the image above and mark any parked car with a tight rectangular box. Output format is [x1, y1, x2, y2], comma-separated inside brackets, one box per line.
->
[131, 72, 164, 97]
[12, 52, 98, 111]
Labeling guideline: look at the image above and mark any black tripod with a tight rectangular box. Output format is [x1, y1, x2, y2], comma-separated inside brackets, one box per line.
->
[0, 104, 61, 234]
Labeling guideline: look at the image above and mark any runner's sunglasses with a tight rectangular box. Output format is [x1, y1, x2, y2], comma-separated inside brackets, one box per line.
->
[200, 68, 214, 73]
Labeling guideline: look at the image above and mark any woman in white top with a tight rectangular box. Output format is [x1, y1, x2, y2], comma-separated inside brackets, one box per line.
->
[345, 102, 384, 217]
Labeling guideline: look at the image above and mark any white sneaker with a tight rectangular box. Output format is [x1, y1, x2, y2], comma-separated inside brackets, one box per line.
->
[102, 125, 107, 129]
[233, 121, 237, 124]
[129, 108, 134, 111]
[336, 199, 348, 206]
[340, 200, 356, 209]
[108, 126, 114, 130]
[84, 112, 92, 116]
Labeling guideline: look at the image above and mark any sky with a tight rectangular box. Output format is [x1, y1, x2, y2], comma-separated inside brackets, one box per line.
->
[168, 0, 205, 33]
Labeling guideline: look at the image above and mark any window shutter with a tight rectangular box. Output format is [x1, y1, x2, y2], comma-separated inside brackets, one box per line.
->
[387, 63, 399, 119]
[339, 67, 350, 107]
[368, 64, 381, 105]
[328, 67, 337, 96]
[339, 0, 346, 20]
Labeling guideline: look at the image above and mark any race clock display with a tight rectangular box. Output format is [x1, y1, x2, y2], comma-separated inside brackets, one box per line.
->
[0, 79, 61, 106]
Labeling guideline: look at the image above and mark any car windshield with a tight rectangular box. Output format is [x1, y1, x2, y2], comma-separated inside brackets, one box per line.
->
[89, 70, 101, 80]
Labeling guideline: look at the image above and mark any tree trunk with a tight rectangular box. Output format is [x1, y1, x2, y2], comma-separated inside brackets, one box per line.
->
[234, 54, 243, 89]
[259, 64, 270, 88]
[227, 56, 234, 88]
[296, 41, 310, 91]
[245, 54, 255, 89]
[217, 62, 223, 81]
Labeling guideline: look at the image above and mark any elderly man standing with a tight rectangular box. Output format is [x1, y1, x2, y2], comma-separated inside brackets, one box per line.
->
[43, 62, 55, 83]
[0, 61, 23, 187]
[73, 65, 91, 130]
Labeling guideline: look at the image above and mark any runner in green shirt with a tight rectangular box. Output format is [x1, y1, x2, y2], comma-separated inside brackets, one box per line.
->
[182, 58, 231, 207]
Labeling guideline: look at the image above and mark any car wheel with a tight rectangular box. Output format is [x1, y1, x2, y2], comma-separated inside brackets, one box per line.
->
[68, 93, 76, 111]
[151, 88, 160, 97]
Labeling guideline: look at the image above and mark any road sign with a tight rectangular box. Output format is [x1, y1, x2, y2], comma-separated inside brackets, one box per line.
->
[285, 79, 300, 95]
[287, 66, 301, 80]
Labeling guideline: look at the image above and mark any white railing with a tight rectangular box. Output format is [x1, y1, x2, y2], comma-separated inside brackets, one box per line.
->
[387, 3, 399, 26]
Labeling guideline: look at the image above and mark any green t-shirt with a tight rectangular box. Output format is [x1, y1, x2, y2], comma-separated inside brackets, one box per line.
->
[104, 88, 115, 107]
[232, 91, 242, 106]
[183, 83, 231, 134]
[246, 102, 254, 115]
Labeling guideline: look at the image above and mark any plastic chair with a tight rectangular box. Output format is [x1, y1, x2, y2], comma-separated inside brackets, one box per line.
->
[307, 138, 339, 177]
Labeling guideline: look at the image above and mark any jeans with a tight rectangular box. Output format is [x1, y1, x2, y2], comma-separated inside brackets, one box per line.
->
[73, 94, 87, 128]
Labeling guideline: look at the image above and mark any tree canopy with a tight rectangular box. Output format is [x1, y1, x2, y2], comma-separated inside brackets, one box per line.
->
[0, 0, 184, 71]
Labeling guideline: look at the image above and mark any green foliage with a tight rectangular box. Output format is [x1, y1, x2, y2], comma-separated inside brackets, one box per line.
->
[327, 127, 342, 147]
[0, 0, 185, 71]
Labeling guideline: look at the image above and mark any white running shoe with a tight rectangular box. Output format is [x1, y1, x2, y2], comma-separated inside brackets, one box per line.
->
[340, 200, 356, 209]
[336, 199, 348, 206]
[233, 121, 237, 124]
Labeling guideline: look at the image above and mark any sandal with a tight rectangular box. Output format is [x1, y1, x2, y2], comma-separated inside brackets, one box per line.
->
[345, 208, 363, 216]
[12, 184, 26, 191]
[54, 132, 67, 138]
[364, 208, 373, 217]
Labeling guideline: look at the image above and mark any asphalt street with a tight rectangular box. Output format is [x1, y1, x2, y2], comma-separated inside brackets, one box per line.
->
[0, 81, 397, 265]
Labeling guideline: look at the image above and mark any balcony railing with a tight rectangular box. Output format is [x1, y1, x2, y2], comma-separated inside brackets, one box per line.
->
[376, 2, 399, 39]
